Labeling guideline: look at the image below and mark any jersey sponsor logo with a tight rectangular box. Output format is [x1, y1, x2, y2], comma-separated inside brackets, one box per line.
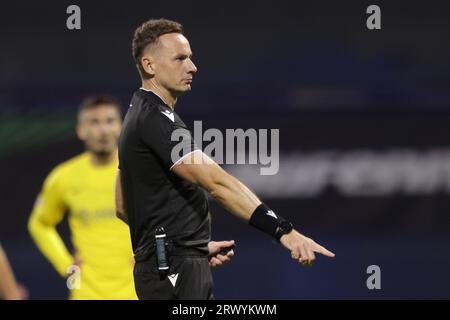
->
[161, 110, 175, 122]
[266, 210, 277, 219]
[73, 208, 116, 225]
[168, 273, 179, 287]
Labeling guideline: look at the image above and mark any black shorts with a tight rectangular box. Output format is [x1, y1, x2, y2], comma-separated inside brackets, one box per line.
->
[134, 253, 214, 300]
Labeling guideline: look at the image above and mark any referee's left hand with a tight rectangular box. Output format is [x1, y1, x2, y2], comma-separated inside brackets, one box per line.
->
[280, 230, 335, 267]
[208, 240, 235, 268]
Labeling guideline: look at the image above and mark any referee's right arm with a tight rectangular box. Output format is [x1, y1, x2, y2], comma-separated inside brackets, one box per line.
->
[172, 150, 335, 266]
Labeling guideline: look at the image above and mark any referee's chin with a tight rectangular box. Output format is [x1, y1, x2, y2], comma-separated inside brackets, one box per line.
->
[181, 83, 192, 91]
[173, 86, 192, 96]
[171, 83, 193, 97]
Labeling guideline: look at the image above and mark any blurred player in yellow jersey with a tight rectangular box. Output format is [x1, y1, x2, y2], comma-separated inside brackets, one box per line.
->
[28, 95, 137, 300]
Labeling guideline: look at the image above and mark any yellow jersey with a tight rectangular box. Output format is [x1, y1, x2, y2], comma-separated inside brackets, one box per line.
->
[28, 152, 137, 300]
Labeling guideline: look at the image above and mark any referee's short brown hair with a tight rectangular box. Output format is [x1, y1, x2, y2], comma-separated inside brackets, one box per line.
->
[132, 19, 183, 79]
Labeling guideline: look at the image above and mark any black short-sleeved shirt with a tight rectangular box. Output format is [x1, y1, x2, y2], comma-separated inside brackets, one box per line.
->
[118, 88, 210, 257]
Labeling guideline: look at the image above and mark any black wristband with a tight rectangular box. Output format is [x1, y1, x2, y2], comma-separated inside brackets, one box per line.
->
[249, 203, 291, 240]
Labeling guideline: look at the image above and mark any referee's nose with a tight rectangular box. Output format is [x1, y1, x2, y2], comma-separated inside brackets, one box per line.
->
[187, 59, 197, 74]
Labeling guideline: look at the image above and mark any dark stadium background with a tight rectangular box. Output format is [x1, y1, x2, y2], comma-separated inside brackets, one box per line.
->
[1, 0, 449, 299]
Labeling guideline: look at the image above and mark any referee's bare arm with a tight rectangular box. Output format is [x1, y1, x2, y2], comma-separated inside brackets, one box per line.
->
[172, 150, 335, 266]
[115, 170, 128, 225]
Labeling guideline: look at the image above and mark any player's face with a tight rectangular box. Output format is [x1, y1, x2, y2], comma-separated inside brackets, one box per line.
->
[153, 33, 197, 95]
[77, 105, 122, 156]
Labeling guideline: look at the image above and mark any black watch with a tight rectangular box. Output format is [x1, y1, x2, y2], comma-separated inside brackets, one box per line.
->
[274, 221, 293, 241]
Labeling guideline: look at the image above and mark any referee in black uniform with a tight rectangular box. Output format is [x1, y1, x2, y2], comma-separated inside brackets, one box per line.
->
[116, 19, 335, 300]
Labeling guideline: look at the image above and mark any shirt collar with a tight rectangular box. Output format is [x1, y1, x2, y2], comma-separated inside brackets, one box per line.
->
[139, 87, 173, 112]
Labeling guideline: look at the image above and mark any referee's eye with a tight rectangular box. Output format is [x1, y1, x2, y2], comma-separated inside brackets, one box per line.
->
[175, 54, 188, 61]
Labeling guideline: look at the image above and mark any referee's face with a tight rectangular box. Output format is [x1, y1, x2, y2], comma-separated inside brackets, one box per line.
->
[152, 33, 197, 95]
[77, 105, 122, 157]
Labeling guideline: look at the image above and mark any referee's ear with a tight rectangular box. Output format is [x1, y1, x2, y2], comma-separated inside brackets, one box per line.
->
[141, 54, 156, 77]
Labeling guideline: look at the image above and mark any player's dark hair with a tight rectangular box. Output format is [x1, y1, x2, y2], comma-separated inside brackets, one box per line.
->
[132, 18, 183, 79]
[78, 95, 122, 119]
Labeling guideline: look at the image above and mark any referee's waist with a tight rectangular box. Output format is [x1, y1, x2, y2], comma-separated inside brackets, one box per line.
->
[134, 238, 209, 261]
[168, 246, 208, 257]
